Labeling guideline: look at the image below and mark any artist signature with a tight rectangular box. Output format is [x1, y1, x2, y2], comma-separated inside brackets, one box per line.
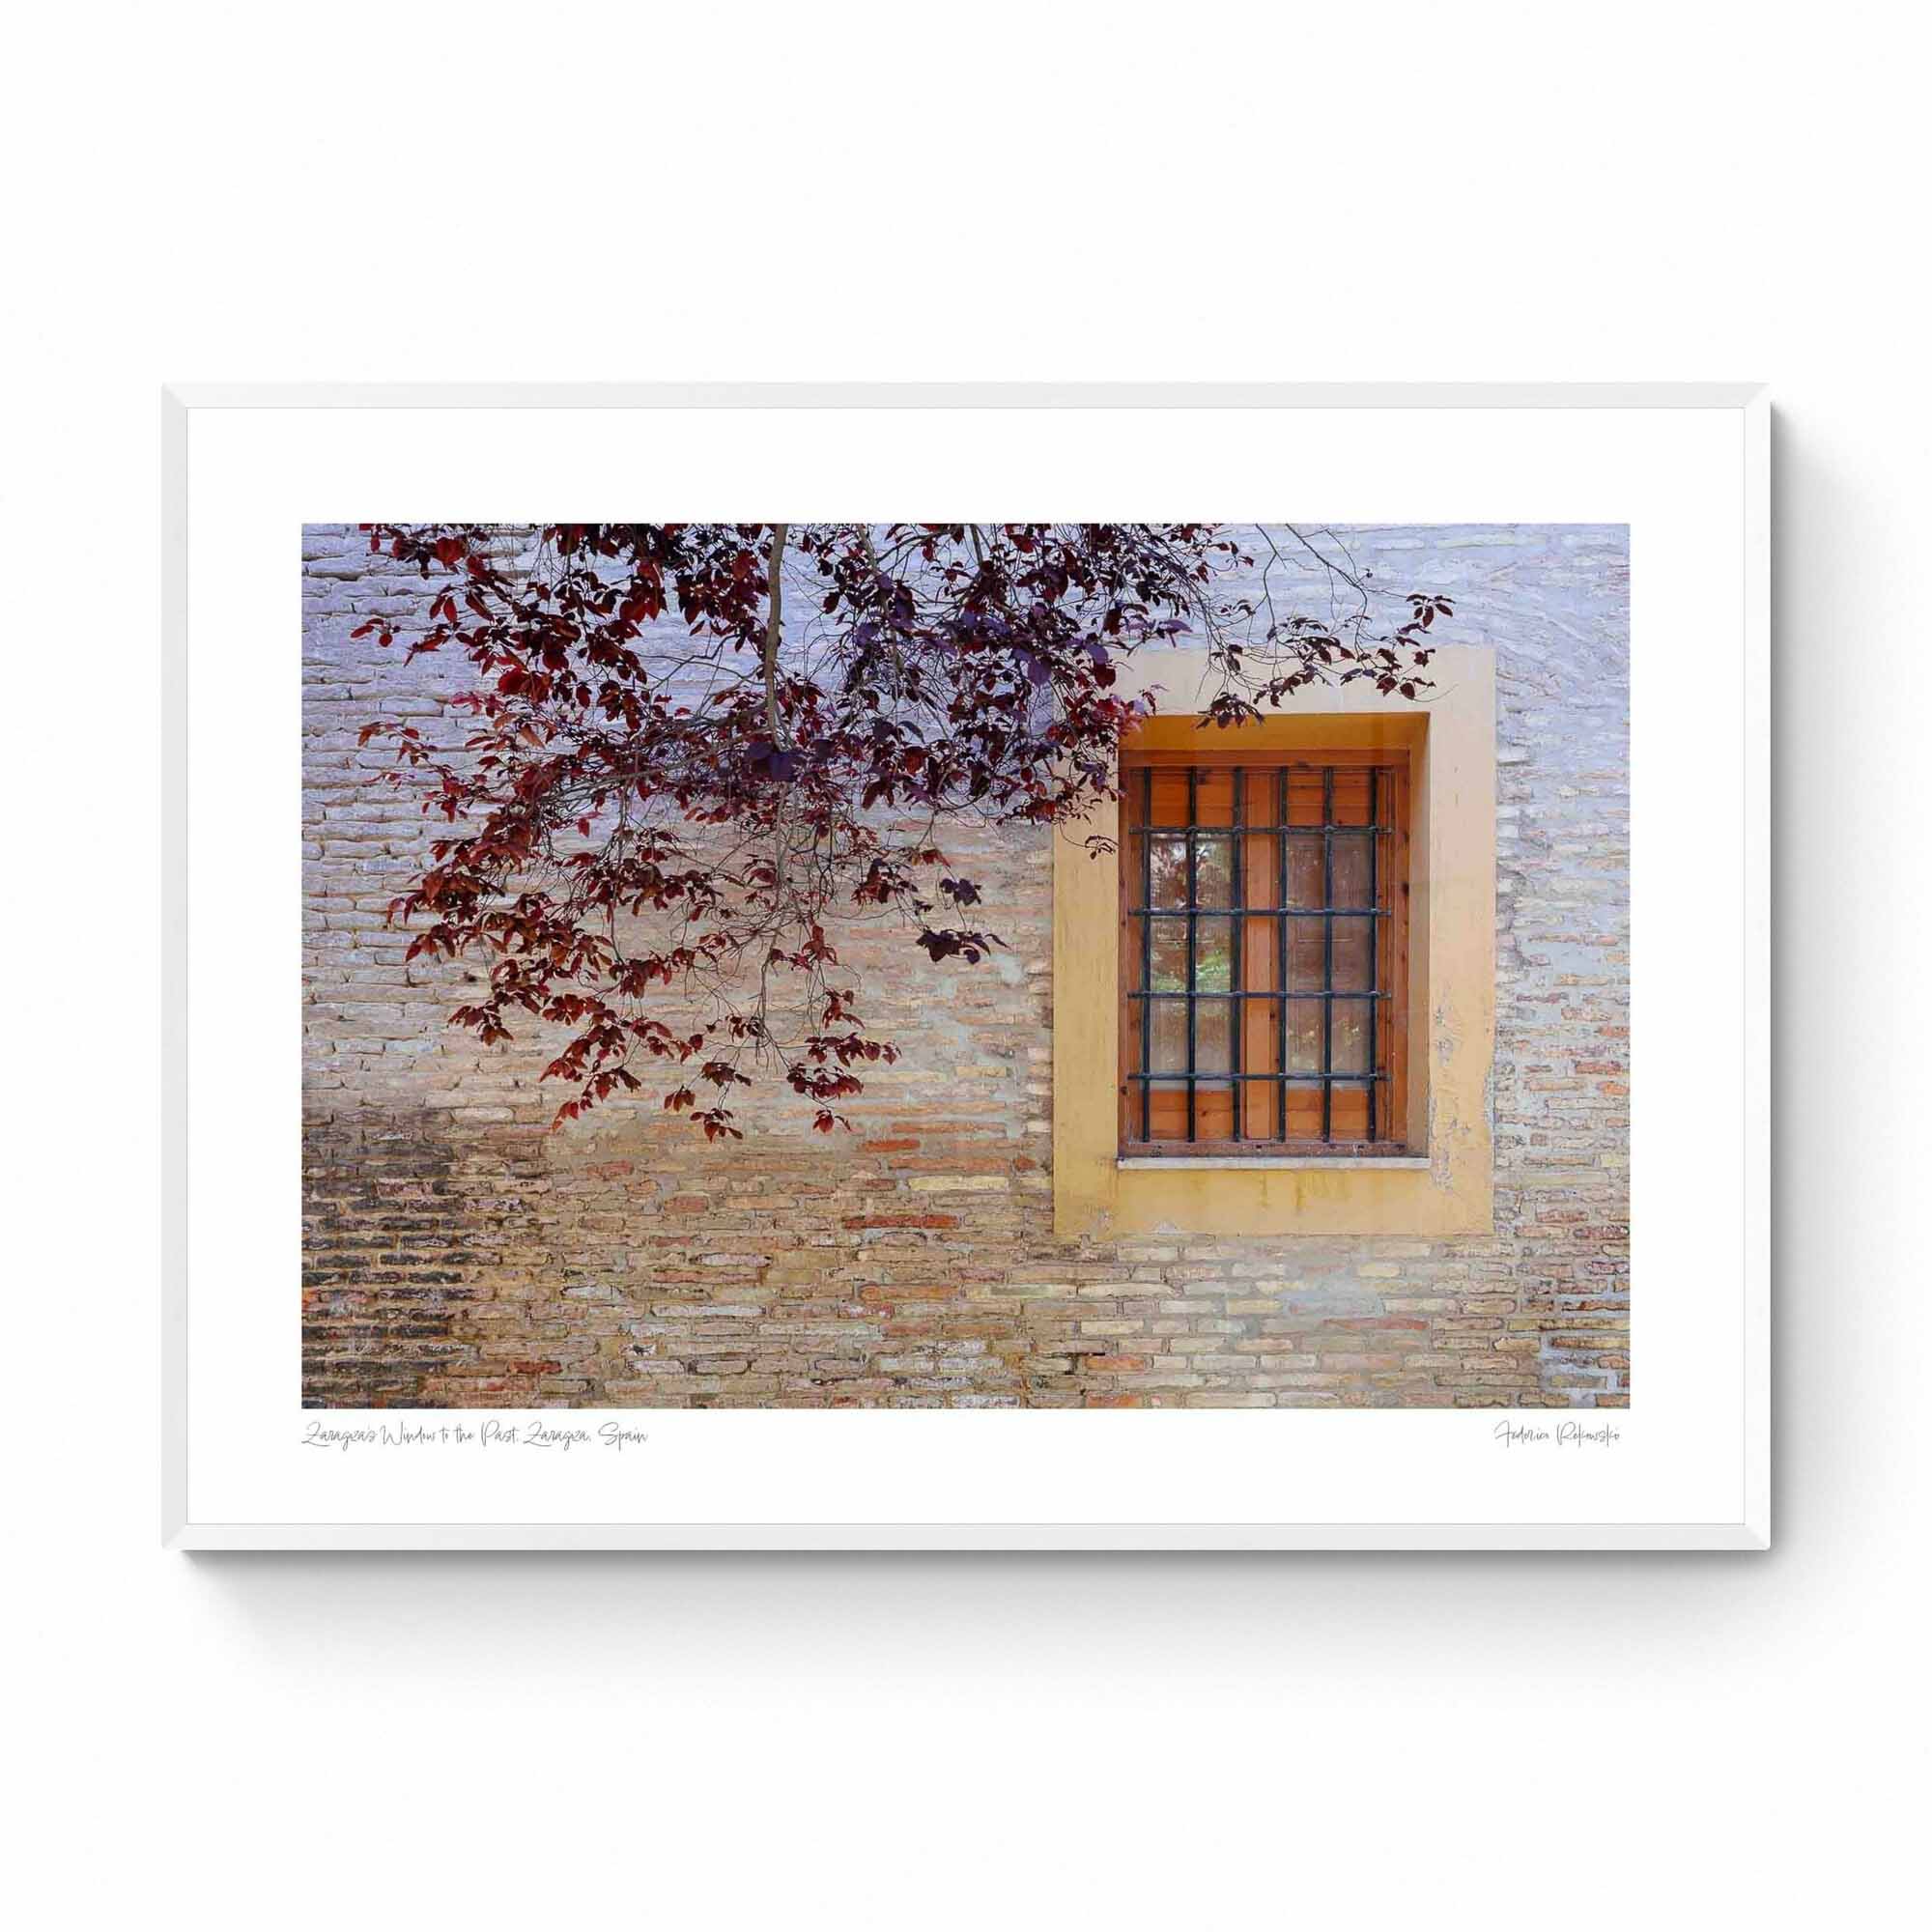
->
[1492, 1419, 1623, 1449]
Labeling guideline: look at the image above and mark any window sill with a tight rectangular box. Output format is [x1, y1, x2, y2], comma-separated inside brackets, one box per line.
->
[1117, 1154, 1431, 1172]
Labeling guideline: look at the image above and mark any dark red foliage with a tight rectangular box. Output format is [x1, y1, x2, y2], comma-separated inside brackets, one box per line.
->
[355, 523, 1445, 1135]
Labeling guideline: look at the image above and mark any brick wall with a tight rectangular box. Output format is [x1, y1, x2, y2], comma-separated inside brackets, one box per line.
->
[301, 523, 1630, 1408]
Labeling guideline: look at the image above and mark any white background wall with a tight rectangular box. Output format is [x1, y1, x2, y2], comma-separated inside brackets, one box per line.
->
[3, 5, 1922, 1927]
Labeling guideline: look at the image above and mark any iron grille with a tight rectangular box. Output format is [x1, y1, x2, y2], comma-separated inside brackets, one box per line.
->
[1124, 761, 1399, 1149]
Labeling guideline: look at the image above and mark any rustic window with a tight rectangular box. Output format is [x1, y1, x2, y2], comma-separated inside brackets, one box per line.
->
[1120, 752, 1410, 1155]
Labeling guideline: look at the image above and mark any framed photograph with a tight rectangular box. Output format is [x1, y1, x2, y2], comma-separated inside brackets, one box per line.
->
[163, 383, 1768, 1549]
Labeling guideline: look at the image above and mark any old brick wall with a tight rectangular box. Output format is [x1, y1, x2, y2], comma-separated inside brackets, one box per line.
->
[301, 524, 1629, 1408]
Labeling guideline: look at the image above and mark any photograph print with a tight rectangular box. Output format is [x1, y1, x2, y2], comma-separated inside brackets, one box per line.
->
[302, 520, 1629, 1411]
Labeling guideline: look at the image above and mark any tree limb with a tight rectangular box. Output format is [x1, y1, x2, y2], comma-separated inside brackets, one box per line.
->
[763, 522, 788, 740]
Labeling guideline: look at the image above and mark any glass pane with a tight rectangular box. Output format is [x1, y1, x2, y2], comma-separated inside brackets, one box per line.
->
[1145, 834, 1188, 907]
[1330, 833, 1373, 908]
[1194, 917, 1234, 992]
[1150, 1000, 1188, 1073]
[1194, 999, 1233, 1074]
[1287, 917, 1326, 992]
[1288, 1002, 1323, 1073]
[1194, 835, 1234, 908]
[1285, 834, 1323, 908]
[1150, 922, 1187, 992]
[1333, 916, 1374, 992]
[1331, 999, 1374, 1074]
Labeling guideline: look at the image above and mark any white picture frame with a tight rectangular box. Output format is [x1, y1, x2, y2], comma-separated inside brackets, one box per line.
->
[163, 383, 1769, 1550]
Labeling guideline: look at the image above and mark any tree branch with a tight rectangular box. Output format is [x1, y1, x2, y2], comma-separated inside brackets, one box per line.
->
[763, 522, 788, 741]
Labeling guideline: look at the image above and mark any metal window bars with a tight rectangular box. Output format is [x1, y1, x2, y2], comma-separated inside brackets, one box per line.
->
[1126, 761, 1397, 1149]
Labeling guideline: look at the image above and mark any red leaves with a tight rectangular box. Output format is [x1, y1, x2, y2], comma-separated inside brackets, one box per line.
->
[916, 925, 998, 965]
[355, 522, 1444, 1141]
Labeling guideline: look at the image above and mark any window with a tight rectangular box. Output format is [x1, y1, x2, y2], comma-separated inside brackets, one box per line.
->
[1120, 751, 1410, 1155]
[1054, 661, 1493, 1236]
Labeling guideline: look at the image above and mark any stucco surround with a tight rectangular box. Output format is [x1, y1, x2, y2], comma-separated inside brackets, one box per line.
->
[1053, 648, 1496, 1238]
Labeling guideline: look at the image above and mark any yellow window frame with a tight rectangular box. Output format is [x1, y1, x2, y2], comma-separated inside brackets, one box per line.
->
[1052, 648, 1496, 1238]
